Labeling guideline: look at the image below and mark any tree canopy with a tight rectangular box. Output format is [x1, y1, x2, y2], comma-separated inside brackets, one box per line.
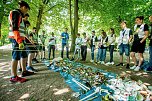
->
[0, 0, 151, 47]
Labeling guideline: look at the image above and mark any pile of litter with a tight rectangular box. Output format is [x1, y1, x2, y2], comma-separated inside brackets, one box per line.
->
[44, 57, 152, 101]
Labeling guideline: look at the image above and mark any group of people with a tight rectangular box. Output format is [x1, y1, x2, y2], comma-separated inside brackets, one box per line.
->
[61, 16, 152, 72]
[8, 0, 152, 83]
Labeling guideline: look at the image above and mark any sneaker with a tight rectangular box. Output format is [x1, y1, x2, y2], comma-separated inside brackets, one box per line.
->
[32, 58, 39, 63]
[26, 66, 38, 72]
[130, 65, 136, 69]
[106, 62, 111, 65]
[18, 68, 22, 73]
[101, 61, 105, 64]
[126, 64, 130, 69]
[21, 70, 34, 77]
[111, 62, 114, 65]
[10, 76, 27, 83]
[90, 60, 94, 62]
[116, 63, 123, 66]
[97, 61, 101, 64]
[134, 66, 140, 71]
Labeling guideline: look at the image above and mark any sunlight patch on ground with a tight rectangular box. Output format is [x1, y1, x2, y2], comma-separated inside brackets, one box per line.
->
[19, 93, 30, 100]
[54, 88, 69, 95]
[27, 85, 32, 88]
[3, 76, 11, 79]
[0, 59, 7, 61]
[126, 71, 132, 73]
[9, 88, 15, 92]
[0, 72, 4, 74]
[1, 84, 7, 88]
[0, 62, 10, 66]
[0, 69, 9, 72]
[1, 64, 10, 68]
[136, 73, 142, 76]
[53, 88, 59, 91]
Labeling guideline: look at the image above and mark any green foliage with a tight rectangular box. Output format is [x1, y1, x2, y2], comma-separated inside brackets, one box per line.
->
[0, 0, 151, 46]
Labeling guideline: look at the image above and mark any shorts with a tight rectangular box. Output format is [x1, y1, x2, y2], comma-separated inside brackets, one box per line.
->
[119, 43, 130, 56]
[26, 43, 37, 53]
[131, 38, 146, 53]
[10, 38, 27, 60]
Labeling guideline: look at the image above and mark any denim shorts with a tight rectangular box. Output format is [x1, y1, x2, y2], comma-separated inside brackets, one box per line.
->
[10, 38, 27, 60]
[119, 43, 130, 56]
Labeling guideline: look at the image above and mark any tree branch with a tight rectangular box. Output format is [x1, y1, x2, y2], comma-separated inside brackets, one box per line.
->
[43, 3, 61, 14]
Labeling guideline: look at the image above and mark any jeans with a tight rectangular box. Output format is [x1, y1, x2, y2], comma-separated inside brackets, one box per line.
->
[96, 48, 101, 62]
[149, 46, 152, 67]
[61, 43, 69, 58]
[81, 45, 87, 60]
[91, 46, 95, 60]
[109, 45, 114, 62]
[73, 48, 81, 59]
[100, 48, 107, 61]
[48, 45, 55, 59]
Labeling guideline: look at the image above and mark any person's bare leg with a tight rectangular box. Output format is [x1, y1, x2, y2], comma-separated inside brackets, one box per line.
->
[120, 55, 123, 63]
[11, 59, 18, 76]
[130, 52, 137, 65]
[138, 53, 144, 67]
[127, 56, 130, 64]
[21, 58, 26, 71]
[28, 53, 34, 66]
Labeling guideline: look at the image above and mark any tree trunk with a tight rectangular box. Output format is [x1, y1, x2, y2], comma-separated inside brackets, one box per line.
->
[0, 1, 4, 39]
[36, 5, 44, 36]
[70, 0, 78, 52]
[69, 0, 74, 52]
[0, 23, 1, 39]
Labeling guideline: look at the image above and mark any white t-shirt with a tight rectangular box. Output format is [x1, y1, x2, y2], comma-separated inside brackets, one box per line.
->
[81, 37, 88, 46]
[75, 37, 82, 49]
[108, 34, 116, 45]
[49, 36, 56, 45]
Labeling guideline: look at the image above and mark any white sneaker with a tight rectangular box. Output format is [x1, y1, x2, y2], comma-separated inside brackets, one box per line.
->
[97, 61, 101, 64]
[101, 61, 105, 64]
[106, 62, 111, 65]
[134, 66, 140, 71]
[110, 62, 114, 65]
[130, 65, 136, 69]
[90, 60, 94, 63]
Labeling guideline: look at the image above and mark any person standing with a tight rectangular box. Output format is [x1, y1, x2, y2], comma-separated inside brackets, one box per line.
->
[130, 16, 149, 71]
[90, 31, 98, 62]
[100, 31, 108, 64]
[116, 21, 133, 69]
[96, 30, 103, 63]
[48, 32, 56, 59]
[8, 1, 30, 83]
[147, 15, 152, 71]
[106, 28, 116, 65]
[39, 30, 47, 60]
[61, 28, 69, 59]
[81, 32, 88, 61]
[71, 33, 82, 61]
[29, 27, 39, 63]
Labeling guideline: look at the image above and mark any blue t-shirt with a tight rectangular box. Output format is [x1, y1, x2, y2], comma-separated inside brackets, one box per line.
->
[61, 32, 69, 44]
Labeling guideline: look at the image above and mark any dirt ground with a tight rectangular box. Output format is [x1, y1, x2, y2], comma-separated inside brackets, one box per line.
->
[0, 48, 152, 101]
